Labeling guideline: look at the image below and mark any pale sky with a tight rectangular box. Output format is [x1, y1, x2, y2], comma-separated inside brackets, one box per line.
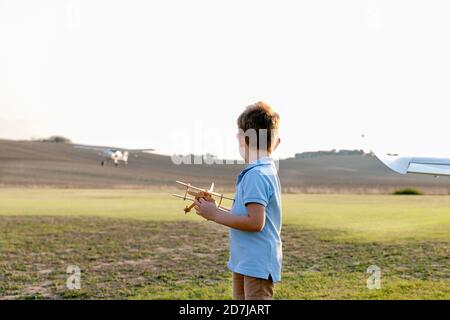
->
[1, 0, 450, 159]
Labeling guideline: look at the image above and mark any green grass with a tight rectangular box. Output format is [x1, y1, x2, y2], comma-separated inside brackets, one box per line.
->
[0, 189, 449, 299]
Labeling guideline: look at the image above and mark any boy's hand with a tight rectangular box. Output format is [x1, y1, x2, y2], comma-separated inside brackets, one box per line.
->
[194, 198, 219, 221]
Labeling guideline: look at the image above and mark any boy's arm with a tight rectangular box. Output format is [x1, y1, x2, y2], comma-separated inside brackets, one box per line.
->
[194, 198, 265, 232]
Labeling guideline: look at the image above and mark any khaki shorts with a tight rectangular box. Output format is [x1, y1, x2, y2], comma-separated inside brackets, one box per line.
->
[232, 272, 274, 300]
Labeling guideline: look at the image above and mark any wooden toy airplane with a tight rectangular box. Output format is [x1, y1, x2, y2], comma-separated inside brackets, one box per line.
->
[172, 181, 234, 214]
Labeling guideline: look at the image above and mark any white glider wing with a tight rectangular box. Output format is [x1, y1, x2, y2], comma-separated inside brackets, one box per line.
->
[74, 145, 108, 151]
[74, 145, 154, 153]
[126, 148, 155, 153]
[373, 152, 450, 176]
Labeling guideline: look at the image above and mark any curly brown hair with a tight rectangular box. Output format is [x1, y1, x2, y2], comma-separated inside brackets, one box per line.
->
[237, 101, 280, 152]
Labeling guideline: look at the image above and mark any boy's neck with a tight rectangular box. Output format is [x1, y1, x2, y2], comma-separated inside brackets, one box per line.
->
[245, 149, 272, 164]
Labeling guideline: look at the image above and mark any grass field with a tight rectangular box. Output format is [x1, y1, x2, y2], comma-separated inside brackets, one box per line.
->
[0, 189, 449, 299]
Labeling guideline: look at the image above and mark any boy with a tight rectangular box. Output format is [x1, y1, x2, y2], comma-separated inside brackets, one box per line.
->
[194, 101, 282, 300]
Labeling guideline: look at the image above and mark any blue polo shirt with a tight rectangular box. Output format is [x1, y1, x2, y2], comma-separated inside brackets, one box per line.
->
[227, 157, 282, 282]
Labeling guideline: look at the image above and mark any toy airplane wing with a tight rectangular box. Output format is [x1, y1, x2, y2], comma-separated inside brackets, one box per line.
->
[175, 181, 226, 198]
[373, 151, 450, 176]
[173, 181, 234, 213]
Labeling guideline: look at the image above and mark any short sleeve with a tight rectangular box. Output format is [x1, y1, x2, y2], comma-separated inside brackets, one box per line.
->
[240, 170, 271, 207]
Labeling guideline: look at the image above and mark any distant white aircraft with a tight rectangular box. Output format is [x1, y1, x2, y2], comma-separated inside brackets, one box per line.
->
[75, 145, 154, 167]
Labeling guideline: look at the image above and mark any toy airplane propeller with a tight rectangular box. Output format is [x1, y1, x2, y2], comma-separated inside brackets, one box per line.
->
[172, 181, 234, 214]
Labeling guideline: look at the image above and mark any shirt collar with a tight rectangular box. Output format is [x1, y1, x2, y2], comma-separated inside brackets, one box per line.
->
[239, 156, 274, 177]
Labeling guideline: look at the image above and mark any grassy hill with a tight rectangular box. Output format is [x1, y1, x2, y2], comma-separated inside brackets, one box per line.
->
[1, 139, 450, 194]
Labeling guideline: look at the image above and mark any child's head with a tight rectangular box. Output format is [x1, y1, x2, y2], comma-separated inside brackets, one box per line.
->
[237, 101, 281, 161]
